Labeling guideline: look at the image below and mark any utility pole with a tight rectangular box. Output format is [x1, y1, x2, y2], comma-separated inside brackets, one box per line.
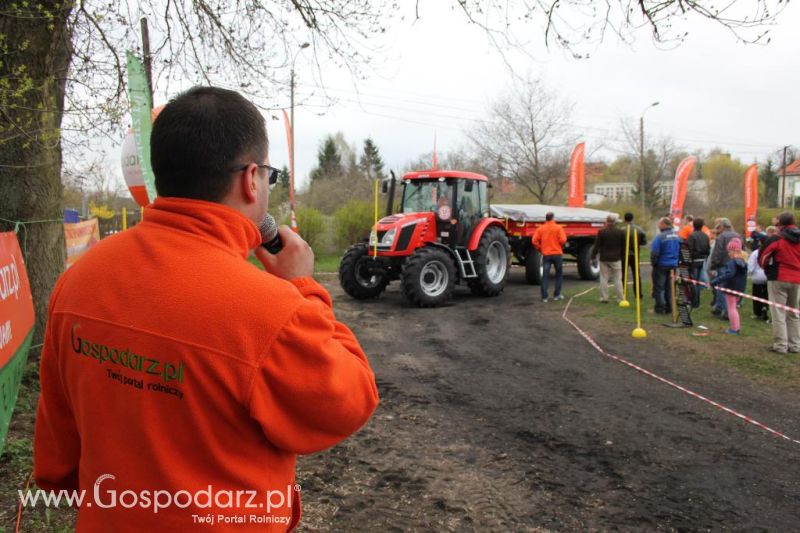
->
[639, 101, 659, 219]
[781, 145, 788, 209]
[140, 18, 154, 108]
[289, 43, 309, 232]
[639, 116, 645, 216]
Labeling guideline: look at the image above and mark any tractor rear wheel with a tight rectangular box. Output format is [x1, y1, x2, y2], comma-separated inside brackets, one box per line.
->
[525, 248, 543, 285]
[468, 226, 510, 296]
[401, 247, 456, 307]
[577, 243, 600, 280]
[339, 244, 389, 299]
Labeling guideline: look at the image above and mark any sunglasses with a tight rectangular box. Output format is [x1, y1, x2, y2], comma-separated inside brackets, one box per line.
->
[232, 163, 279, 187]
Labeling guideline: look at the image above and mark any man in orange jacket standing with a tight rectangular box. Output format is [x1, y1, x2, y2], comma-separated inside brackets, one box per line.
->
[532, 211, 567, 302]
[34, 87, 379, 532]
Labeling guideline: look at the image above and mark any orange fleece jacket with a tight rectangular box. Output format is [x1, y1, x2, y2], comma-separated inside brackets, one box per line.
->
[34, 198, 379, 532]
[532, 220, 567, 256]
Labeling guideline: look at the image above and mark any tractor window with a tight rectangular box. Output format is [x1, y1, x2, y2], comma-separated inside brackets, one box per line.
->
[402, 180, 455, 215]
[455, 179, 482, 245]
[477, 181, 488, 216]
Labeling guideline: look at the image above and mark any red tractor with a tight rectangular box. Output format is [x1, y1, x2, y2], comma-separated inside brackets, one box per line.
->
[339, 170, 510, 307]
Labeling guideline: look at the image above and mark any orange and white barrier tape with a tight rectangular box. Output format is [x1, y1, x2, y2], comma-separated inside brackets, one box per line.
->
[561, 289, 800, 446]
[678, 276, 800, 315]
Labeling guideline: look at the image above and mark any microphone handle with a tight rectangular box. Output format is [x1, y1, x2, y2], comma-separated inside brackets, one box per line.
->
[262, 234, 283, 254]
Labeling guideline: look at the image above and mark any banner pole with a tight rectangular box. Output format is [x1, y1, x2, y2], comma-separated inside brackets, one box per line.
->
[373, 179, 378, 258]
[620, 224, 631, 307]
[632, 235, 647, 338]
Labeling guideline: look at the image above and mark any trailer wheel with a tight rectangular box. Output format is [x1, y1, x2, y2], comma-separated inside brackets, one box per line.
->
[401, 247, 456, 307]
[469, 226, 510, 296]
[525, 248, 543, 285]
[339, 244, 389, 299]
[577, 243, 600, 280]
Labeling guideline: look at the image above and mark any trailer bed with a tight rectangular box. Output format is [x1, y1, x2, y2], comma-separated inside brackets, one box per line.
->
[490, 204, 616, 224]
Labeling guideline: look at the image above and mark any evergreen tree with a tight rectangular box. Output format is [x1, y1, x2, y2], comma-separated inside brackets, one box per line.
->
[761, 159, 779, 208]
[310, 136, 343, 181]
[359, 138, 386, 181]
[279, 165, 291, 188]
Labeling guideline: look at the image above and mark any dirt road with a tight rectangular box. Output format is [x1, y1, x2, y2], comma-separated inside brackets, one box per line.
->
[297, 267, 800, 532]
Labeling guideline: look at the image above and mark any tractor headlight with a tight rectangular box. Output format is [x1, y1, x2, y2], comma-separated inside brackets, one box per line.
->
[369, 228, 396, 247]
[381, 228, 397, 245]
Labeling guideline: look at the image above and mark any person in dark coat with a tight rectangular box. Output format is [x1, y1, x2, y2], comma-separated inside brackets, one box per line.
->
[708, 218, 742, 317]
[591, 214, 627, 302]
[687, 217, 711, 308]
[621, 212, 647, 299]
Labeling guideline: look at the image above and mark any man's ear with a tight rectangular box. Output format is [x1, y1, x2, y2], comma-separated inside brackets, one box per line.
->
[240, 164, 259, 204]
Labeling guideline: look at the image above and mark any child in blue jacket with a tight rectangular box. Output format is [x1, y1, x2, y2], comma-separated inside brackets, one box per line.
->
[711, 238, 748, 334]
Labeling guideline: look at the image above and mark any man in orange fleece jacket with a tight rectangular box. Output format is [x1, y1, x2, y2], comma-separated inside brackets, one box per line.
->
[34, 87, 379, 532]
[532, 212, 567, 302]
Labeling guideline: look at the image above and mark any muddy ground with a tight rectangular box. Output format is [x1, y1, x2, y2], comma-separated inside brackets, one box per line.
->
[296, 266, 800, 532]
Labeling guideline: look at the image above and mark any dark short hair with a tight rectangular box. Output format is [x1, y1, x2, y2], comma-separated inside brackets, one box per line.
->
[778, 212, 796, 227]
[693, 218, 704, 231]
[151, 86, 268, 202]
[623, 212, 634, 222]
[545, 212, 554, 221]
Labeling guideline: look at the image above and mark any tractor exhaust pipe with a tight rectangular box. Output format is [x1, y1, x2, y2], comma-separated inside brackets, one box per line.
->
[386, 170, 397, 217]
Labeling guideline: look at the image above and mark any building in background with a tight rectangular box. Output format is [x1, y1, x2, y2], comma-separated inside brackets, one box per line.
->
[778, 159, 800, 208]
[654, 179, 708, 204]
[593, 182, 636, 202]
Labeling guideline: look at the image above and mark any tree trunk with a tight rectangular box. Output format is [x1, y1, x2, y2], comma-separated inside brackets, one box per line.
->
[0, 3, 75, 349]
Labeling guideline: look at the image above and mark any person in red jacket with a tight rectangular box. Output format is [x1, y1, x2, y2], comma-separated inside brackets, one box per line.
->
[759, 211, 800, 354]
[34, 87, 379, 532]
[532, 212, 567, 302]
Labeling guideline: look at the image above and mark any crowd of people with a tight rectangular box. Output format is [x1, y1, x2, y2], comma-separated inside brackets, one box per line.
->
[532, 209, 800, 353]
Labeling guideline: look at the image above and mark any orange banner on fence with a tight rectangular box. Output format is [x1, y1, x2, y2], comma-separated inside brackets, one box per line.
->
[567, 142, 585, 208]
[744, 163, 758, 237]
[64, 218, 100, 268]
[0, 233, 34, 369]
[670, 156, 697, 226]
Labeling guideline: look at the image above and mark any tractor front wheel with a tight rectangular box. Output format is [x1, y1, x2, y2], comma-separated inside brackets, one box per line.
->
[339, 244, 389, 299]
[469, 226, 510, 296]
[401, 247, 456, 307]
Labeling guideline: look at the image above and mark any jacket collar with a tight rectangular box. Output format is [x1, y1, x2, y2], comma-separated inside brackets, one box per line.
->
[141, 197, 261, 258]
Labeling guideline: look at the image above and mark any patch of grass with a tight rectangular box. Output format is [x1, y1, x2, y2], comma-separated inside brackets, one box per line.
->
[247, 253, 341, 274]
[0, 438, 32, 471]
[314, 253, 341, 273]
[727, 354, 788, 378]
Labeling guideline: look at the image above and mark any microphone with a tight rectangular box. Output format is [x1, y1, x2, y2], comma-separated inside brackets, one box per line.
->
[258, 214, 283, 254]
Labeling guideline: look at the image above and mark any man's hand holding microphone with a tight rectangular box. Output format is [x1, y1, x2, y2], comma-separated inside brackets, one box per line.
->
[255, 214, 315, 280]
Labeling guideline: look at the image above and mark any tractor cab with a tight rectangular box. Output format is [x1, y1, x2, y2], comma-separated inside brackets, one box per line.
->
[400, 172, 489, 248]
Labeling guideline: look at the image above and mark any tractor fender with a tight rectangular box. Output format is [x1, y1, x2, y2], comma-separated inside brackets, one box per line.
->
[423, 242, 461, 267]
[467, 218, 506, 251]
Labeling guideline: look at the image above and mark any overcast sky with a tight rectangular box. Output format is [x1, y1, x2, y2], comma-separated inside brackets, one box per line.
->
[263, 1, 799, 190]
[111, 1, 800, 195]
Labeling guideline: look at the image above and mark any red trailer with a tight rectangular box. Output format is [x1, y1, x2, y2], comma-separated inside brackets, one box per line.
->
[338, 170, 615, 307]
[490, 204, 615, 284]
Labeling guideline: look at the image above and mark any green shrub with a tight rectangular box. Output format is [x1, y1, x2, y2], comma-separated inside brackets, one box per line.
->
[283, 207, 326, 253]
[333, 200, 375, 249]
